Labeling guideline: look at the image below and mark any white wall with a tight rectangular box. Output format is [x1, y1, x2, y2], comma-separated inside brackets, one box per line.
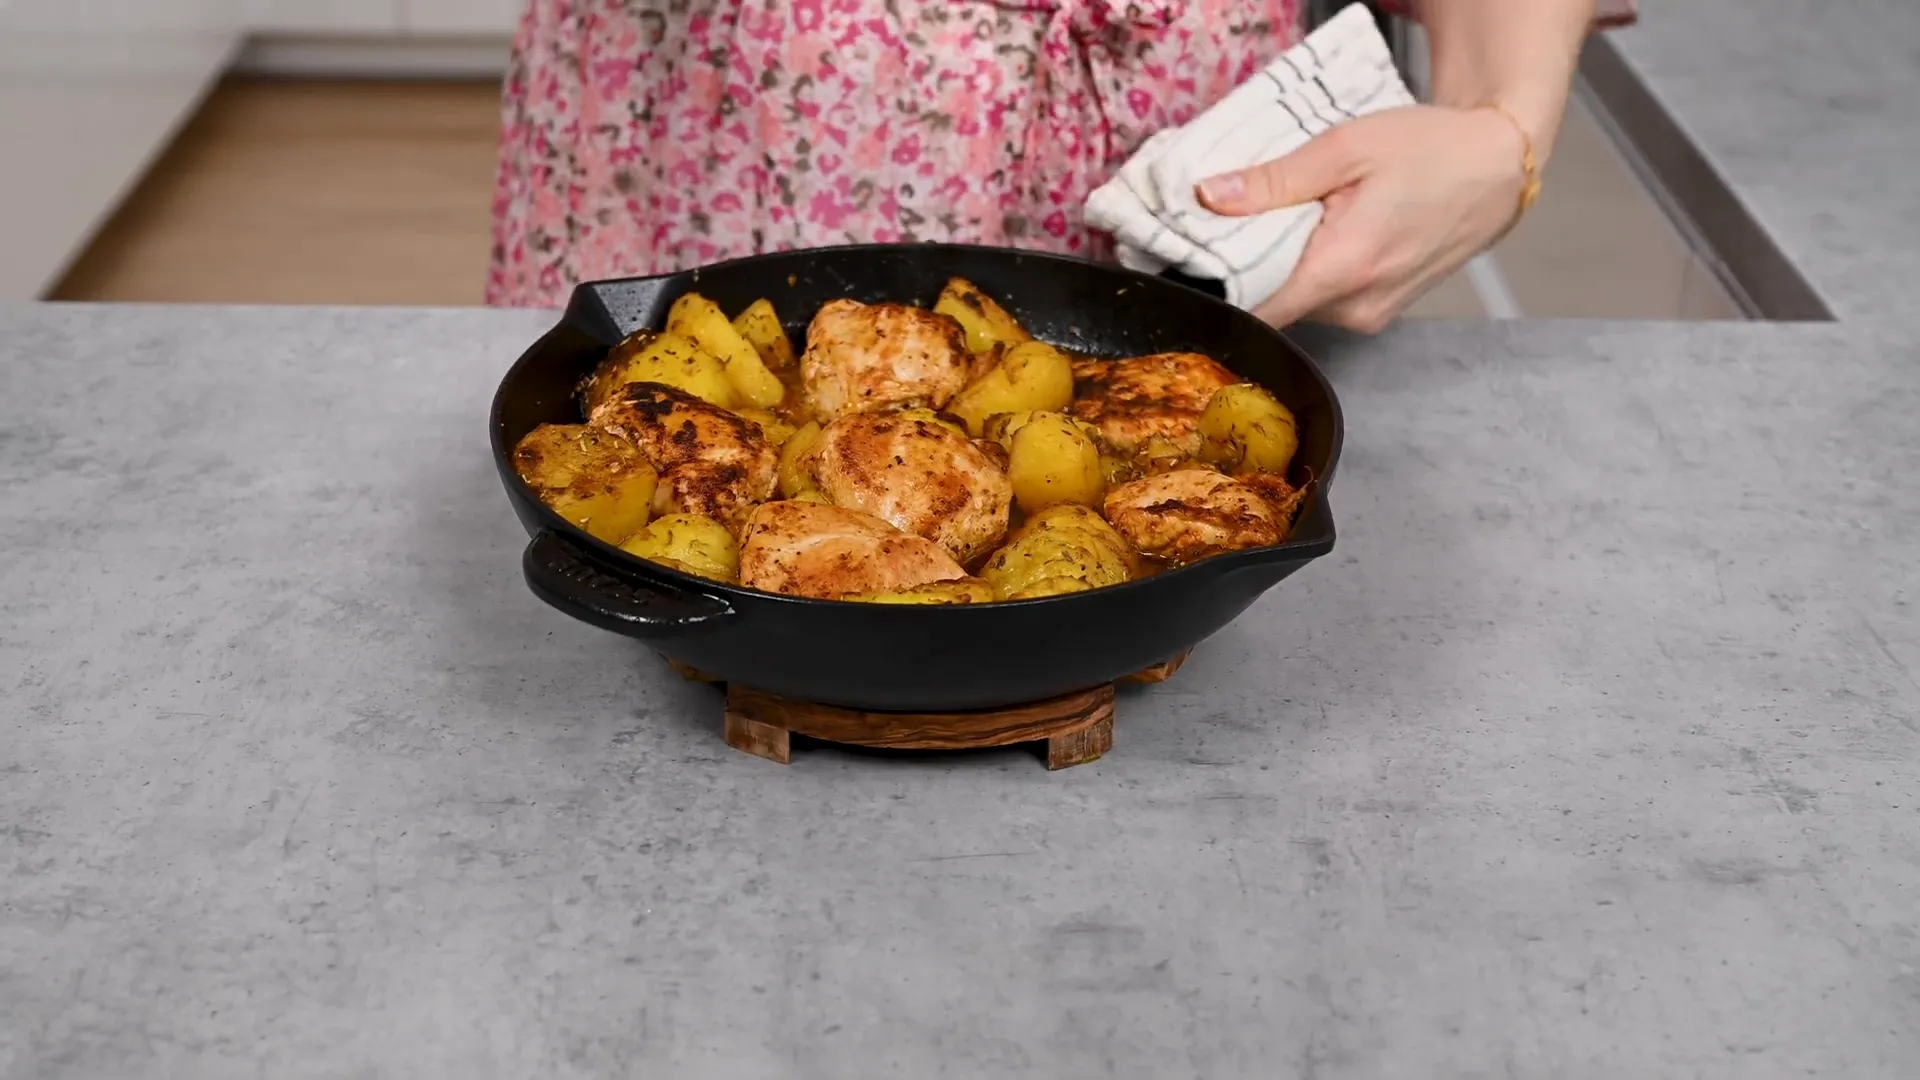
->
[403, 0, 520, 35]
[242, 0, 400, 33]
[242, 0, 520, 36]
[0, 0, 242, 299]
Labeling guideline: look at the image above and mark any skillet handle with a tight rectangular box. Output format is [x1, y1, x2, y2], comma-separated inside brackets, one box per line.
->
[522, 530, 735, 639]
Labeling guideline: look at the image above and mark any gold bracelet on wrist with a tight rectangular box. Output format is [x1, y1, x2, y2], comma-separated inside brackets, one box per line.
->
[1476, 101, 1542, 226]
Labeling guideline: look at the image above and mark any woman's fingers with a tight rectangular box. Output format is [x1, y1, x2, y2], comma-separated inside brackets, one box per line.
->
[1195, 121, 1371, 216]
[1227, 105, 1529, 331]
[1251, 190, 1370, 326]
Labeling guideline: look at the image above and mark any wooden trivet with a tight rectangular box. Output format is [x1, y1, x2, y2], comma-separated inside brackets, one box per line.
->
[665, 650, 1191, 770]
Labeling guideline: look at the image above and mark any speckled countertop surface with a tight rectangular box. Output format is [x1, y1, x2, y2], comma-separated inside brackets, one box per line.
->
[4, 10, 1920, 1078]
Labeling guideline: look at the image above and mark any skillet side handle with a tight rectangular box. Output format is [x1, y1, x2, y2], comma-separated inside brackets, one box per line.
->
[523, 530, 735, 639]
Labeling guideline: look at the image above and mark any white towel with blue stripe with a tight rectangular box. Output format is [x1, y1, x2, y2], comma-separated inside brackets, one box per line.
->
[1083, 3, 1416, 309]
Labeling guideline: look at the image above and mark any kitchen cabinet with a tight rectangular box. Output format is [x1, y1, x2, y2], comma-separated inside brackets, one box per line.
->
[0, 0, 241, 299]
[403, 0, 521, 35]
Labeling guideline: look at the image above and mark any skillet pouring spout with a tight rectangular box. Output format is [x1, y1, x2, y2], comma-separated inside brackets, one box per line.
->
[489, 243, 1344, 712]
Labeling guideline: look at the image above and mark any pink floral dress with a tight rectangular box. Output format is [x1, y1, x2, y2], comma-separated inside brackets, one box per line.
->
[486, 1, 1638, 308]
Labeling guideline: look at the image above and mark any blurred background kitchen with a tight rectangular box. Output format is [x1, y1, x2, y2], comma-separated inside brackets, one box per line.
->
[2, 1, 1810, 319]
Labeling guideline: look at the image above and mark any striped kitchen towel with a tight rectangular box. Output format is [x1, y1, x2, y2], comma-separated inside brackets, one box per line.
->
[1083, 2, 1415, 310]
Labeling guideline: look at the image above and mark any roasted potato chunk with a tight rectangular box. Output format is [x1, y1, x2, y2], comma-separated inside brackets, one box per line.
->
[511, 424, 658, 544]
[894, 407, 970, 438]
[777, 420, 824, 499]
[845, 578, 997, 605]
[983, 409, 1100, 449]
[1100, 450, 1139, 489]
[583, 329, 736, 411]
[618, 513, 739, 583]
[1135, 434, 1200, 474]
[730, 298, 795, 369]
[948, 340, 1075, 436]
[980, 504, 1135, 601]
[934, 277, 1030, 355]
[667, 293, 786, 409]
[735, 407, 798, 449]
[1197, 384, 1299, 475]
[1006, 412, 1105, 513]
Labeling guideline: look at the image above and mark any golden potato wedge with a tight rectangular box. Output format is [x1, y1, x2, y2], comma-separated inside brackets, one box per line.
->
[844, 578, 998, 605]
[988, 575, 1090, 600]
[893, 407, 970, 439]
[1007, 412, 1105, 513]
[583, 329, 737, 411]
[777, 420, 824, 499]
[666, 292, 786, 409]
[980, 503, 1135, 600]
[1100, 450, 1139, 489]
[934, 277, 1030, 354]
[729, 297, 796, 370]
[512, 423, 658, 544]
[1197, 383, 1299, 475]
[980, 410, 1026, 447]
[618, 513, 739, 583]
[1135, 434, 1200, 475]
[983, 409, 1101, 450]
[948, 340, 1075, 436]
[734, 406, 798, 448]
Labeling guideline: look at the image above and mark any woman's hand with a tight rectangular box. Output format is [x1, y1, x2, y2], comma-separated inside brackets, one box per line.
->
[1197, 103, 1529, 333]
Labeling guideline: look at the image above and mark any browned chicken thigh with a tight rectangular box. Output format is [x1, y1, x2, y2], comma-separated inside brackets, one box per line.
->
[800, 299, 973, 420]
[805, 411, 1012, 563]
[589, 382, 777, 528]
[738, 501, 970, 599]
[1102, 466, 1286, 565]
[1070, 352, 1239, 454]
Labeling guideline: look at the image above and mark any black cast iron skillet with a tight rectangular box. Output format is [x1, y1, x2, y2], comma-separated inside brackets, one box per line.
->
[490, 243, 1343, 712]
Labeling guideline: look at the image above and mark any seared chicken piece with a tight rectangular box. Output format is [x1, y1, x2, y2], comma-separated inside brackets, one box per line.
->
[1069, 352, 1240, 455]
[1102, 466, 1286, 565]
[805, 411, 1012, 563]
[1239, 471, 1312, 528]
[738, 501, 970, 599]
[800, 299, 972, 420]
[589, 382, 777, 528]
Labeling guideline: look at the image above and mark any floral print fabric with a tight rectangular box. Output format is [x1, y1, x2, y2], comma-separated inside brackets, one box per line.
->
[486, 0, 1303, 307]
[485, 1, 1640, 308]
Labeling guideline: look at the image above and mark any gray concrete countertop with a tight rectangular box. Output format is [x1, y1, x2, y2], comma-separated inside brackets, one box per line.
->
[4, 304, 1918, 1078]
[8, 8, 1920, 1074]
[1610, 0, 1920, 319]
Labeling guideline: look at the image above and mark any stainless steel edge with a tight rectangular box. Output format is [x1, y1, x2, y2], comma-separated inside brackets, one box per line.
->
[1576, 36, 1834, 322]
